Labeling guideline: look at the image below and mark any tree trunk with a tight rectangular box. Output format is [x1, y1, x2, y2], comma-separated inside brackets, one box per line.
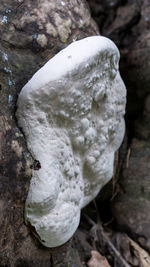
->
[0, 1, 99, 266]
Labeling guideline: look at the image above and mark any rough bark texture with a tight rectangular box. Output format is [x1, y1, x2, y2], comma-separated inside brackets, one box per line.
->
[0, 0, 99, 266]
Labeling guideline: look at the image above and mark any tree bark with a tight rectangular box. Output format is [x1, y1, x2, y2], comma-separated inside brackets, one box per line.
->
[0, 1, 99, 266]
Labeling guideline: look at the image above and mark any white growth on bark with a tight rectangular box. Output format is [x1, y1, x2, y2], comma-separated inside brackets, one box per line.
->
[16, 36, 126, 248]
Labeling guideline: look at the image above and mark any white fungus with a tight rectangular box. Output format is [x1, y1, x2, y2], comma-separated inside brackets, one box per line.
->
[16, 36, 126, 248]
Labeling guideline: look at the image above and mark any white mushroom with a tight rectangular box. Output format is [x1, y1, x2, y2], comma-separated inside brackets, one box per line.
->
[16, 36, 126, 248]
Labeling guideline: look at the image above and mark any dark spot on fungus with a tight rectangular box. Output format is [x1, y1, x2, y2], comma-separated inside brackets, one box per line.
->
[31, 160, 41, 170]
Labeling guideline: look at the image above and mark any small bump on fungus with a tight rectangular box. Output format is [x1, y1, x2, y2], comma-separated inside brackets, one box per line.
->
[16, 36, 126, 248]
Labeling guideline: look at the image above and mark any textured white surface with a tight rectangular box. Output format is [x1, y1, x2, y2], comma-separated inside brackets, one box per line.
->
[16, 36, 126, 248]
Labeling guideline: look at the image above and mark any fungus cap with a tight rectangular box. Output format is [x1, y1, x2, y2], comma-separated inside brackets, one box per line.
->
[16, 36, 126, 247]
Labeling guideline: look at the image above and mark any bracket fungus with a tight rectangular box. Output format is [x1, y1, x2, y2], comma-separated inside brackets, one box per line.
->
[16, 36, 126, 248]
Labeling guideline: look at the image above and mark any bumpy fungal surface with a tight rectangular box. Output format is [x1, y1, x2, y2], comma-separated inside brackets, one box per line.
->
[16, 36, 126, 248]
